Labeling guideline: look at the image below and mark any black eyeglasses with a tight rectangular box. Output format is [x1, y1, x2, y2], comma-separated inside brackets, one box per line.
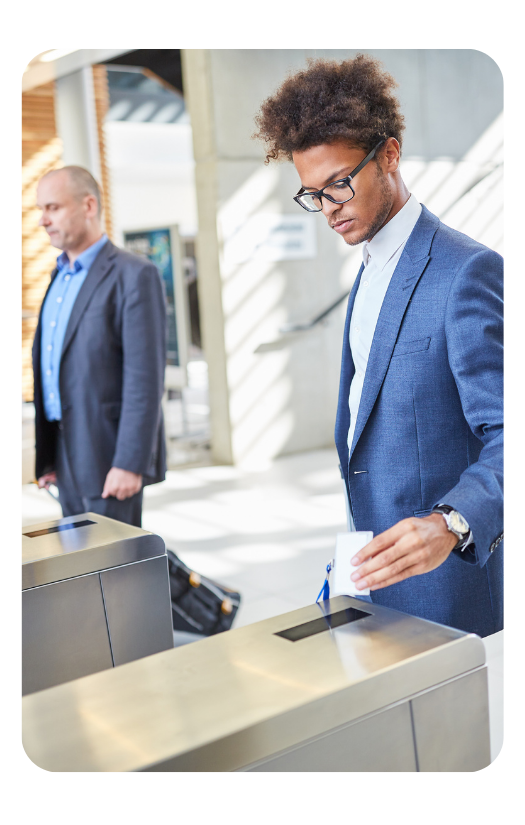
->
[293, 140, 386, 213]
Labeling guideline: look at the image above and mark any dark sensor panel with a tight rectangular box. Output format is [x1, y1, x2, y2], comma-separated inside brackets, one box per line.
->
[275, 607, 371, 642]
[24, 519, 96, 538]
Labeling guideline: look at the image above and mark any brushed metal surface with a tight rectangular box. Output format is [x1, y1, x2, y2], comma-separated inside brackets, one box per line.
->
[411, 667, 491, 771]
[101, 556, 174, 666]
[22, 512, 165, 589]
[22, 572, 113, 695]
[243, 701, 417, 772]
[22, 596, 486, 772]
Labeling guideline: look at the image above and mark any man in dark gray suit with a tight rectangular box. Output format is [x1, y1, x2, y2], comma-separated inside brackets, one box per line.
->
[33, 166, 167, 526]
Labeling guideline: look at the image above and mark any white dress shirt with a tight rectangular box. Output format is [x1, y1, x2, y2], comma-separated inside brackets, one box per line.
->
[345, 194, 422, 529]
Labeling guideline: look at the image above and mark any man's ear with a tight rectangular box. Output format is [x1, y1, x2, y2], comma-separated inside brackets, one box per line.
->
[383, 137, 401, 173]
[84, 194, 99, 219]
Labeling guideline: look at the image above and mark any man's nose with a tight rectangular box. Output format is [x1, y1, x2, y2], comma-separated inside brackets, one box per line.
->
[321, 197, 342, 219]
[39, 213, 49, 227]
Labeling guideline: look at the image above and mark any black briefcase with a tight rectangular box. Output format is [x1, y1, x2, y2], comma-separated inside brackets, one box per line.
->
[166, 549, 241, 636]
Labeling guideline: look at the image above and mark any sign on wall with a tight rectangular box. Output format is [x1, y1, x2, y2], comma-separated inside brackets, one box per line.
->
[223, 214, 317, 265]
[123, 226, 188, 388]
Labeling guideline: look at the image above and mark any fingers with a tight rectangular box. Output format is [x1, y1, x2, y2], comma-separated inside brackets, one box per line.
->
[101, 478, 138, 500]
[369, 563, 425, 590]
[101, 481, 127, 500]
[353, 540, 421, 590]
[38, 472, 57, 489]
[351, 515, 457, 591]
[351, 519, 413, 566]
[351, 519, 432, 588]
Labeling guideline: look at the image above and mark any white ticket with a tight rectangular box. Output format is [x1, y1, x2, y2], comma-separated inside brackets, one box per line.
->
[332, 532, 374, 597]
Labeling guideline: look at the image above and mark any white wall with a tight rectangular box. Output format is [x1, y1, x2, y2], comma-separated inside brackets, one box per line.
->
[104, 120, 198, 243]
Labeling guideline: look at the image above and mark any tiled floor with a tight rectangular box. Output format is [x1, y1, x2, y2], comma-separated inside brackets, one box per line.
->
[21, 446, 503, 765]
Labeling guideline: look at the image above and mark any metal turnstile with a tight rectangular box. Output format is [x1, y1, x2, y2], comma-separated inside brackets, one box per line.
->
[22, 513, 174, 696]
[22, 596, 490, 771]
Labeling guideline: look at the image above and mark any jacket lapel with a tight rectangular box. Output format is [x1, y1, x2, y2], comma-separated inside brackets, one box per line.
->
[343, 261, 365, 378]
[60, 240, 117, 362]
[349, 205, 439, 459]
[335, 262, 365, 450]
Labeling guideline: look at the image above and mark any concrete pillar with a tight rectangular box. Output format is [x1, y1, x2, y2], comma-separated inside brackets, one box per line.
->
[54, 67, 101, 181]
[181, 50, 234, 464]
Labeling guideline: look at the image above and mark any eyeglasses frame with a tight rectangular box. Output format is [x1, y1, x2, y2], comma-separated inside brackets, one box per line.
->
[293, 139, 387, 213]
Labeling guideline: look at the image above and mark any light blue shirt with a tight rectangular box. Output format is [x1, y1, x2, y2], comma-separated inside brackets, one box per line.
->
[41, 234, 108, 420]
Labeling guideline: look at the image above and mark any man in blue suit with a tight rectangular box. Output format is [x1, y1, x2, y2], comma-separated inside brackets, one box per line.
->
[33, 166, 167, 527]
[254, 55, 503, 637]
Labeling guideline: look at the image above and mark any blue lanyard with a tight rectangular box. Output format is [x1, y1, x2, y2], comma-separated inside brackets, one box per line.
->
[316, 559, 334, 603]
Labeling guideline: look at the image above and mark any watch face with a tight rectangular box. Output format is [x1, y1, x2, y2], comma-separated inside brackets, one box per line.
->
[450, 510, 469, 534]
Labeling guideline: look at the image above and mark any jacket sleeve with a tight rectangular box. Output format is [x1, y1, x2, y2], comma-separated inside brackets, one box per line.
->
[111, 263, 167, 475]
[438, 247, 503, 567]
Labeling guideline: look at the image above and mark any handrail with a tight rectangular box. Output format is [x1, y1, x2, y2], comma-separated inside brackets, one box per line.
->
[254, 290, 350, 353]
[278, 290, 350, 334]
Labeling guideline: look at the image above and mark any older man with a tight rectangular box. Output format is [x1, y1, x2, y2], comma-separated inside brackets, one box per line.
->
[254, 55, 503, 637]
[33, 166, 167, 526]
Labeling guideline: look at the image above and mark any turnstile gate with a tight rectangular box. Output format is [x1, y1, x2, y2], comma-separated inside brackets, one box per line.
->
[22, 512, 174, 695]
[22, 596, 490, 771]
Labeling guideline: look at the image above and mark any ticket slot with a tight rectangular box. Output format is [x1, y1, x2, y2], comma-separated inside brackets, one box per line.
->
[24, 519, 96, 538]
[274, 606, 371, 642]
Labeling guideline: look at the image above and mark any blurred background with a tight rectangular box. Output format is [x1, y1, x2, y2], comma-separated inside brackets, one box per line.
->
[21, 48, 503, 634]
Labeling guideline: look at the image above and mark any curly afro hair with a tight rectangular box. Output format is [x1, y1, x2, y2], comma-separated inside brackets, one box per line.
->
[253, 54, 405, 164]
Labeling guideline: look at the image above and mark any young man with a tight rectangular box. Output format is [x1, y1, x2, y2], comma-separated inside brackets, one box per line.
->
[33, 166, 167, 527]
[254, 55, 503, 637]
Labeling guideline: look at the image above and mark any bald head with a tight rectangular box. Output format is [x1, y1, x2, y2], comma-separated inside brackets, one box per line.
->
[42, 166, 103, 215]
[37, 166, 104, 263]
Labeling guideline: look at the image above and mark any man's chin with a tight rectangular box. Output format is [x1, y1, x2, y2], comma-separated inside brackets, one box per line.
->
[47, 234, 63, 249]
[340, 226, 369, 246]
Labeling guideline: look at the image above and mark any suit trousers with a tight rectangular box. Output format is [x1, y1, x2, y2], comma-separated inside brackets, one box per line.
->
[54, 423, 143, 527]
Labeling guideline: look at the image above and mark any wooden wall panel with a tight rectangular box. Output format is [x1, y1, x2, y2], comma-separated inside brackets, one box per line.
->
[22, 81, 62, 403]
[22, 66, 114, 402]
[92, 65, 114, 239]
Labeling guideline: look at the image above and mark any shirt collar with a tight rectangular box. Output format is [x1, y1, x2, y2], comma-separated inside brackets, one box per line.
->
[362, 195, 421, 270]
[57, 234, 108, 274]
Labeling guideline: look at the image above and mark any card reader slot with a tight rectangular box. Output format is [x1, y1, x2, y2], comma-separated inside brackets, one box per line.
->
[24, 519, 96, 538]
[274, 607, 371, 642]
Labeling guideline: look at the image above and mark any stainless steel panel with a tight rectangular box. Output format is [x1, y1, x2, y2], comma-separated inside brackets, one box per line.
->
[22, 597, 486, 772]
[22, 573, 113, 695]
[100, 556, 174, 666]
[411, 667, 491, 771]
[22, 512, 165, 589]
[243, 701, 417, 772]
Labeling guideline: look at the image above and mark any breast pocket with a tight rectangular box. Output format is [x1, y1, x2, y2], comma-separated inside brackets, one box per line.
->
[392, 336, 431, 357]
[83, 303, 110, 319]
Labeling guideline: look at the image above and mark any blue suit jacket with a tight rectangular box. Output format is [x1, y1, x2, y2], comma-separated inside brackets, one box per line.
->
[334, 205, 503, 638]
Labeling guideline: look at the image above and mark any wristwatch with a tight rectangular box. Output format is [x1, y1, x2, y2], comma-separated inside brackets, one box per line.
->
[431, 504, 470, 550]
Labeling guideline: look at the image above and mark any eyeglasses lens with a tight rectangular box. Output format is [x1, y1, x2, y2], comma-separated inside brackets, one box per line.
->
[298, 194, 323, 212]
[298, 180, 354, 212]
[324, 180, 353, 201]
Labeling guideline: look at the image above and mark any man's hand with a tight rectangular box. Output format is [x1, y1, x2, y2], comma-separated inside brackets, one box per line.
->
[37, 471, 57, 489]
[350, 513, 458, 591]
[102, 468, 142, 501]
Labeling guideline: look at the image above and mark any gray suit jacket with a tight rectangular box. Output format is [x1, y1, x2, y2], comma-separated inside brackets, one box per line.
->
[33, 239, 167, 496]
